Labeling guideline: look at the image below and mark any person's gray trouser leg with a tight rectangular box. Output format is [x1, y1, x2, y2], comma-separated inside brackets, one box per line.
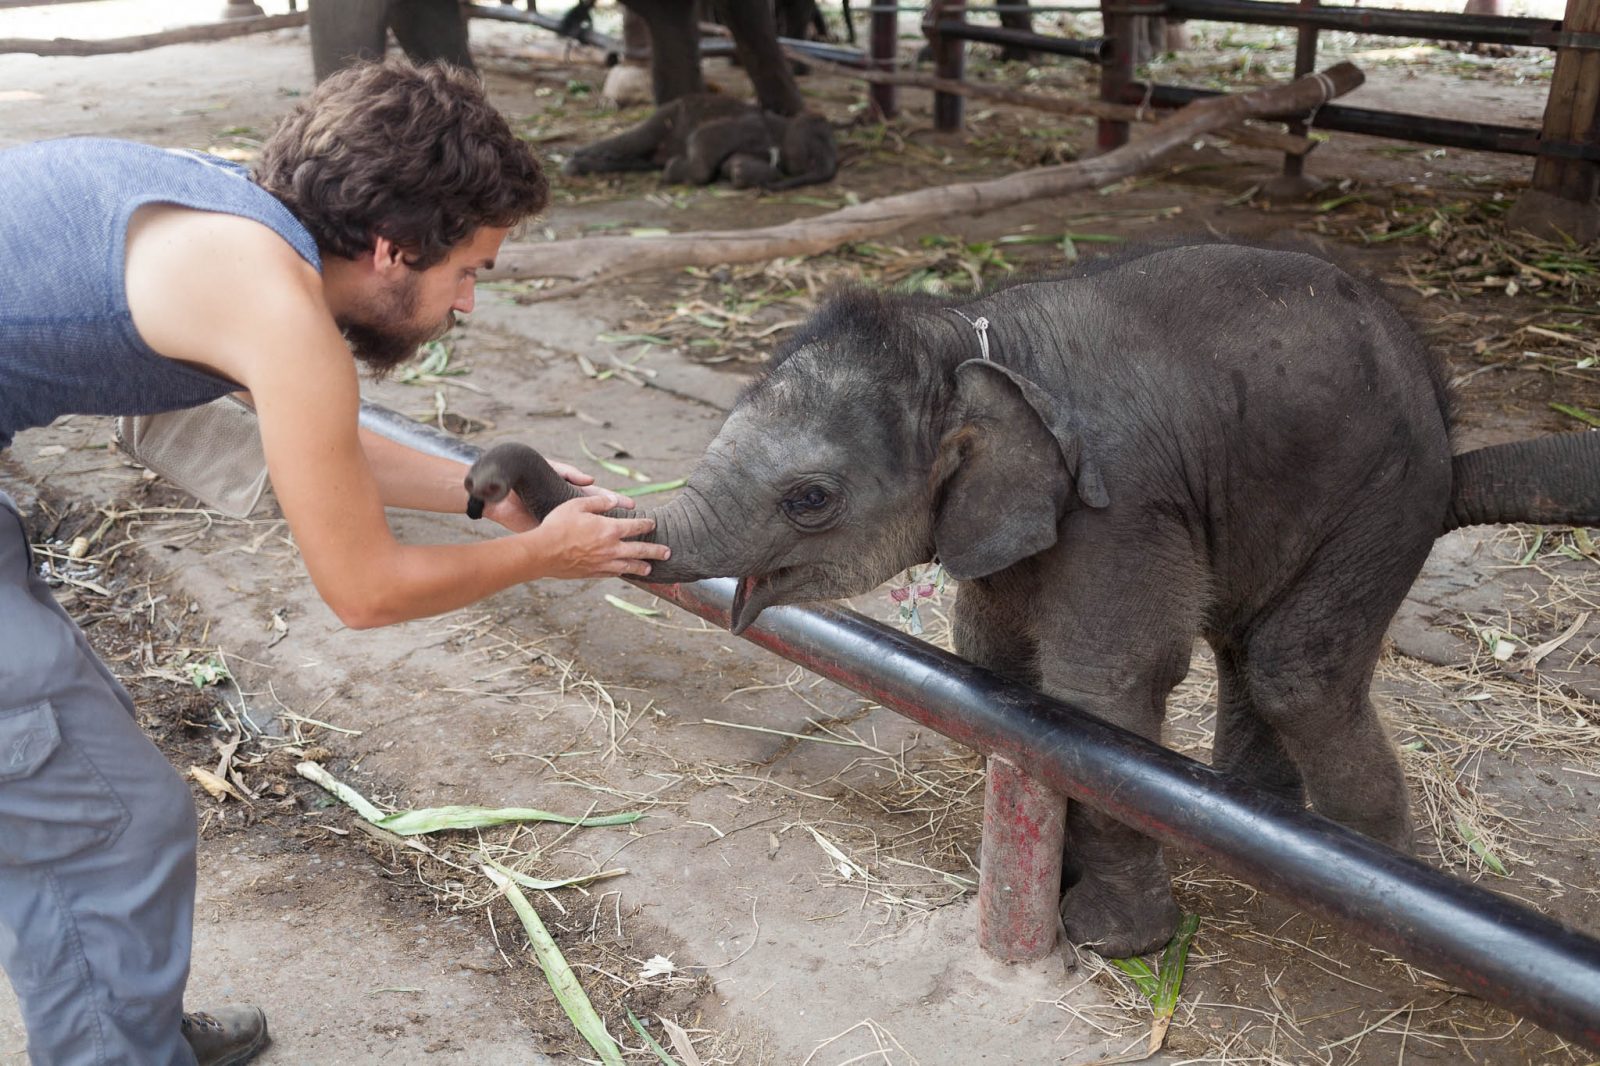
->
[0, 490, 199, 1065]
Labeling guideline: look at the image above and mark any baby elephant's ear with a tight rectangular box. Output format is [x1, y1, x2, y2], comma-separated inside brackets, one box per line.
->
[932, 360, 1107, 582]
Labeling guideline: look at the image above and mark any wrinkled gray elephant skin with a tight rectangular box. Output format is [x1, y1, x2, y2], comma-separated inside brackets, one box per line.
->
[471, 243, 1600, 958]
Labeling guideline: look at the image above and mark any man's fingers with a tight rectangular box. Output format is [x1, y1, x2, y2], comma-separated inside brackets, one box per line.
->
[564, 492, 623, 513]
[613, 517, 658, 541]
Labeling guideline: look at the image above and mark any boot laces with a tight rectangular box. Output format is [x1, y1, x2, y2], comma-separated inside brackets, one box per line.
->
[182, 1012, 224, 1034]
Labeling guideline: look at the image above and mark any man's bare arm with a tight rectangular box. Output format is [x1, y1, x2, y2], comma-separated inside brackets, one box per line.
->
[125, 213, 666, 628]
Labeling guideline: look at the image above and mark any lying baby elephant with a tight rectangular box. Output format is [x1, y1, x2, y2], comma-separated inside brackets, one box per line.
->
[562, 92, 837, 190]
[468, 243, 1600, 957]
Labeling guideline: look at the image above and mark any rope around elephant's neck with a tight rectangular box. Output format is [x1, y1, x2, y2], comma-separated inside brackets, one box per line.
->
[943, 307, 992, 361]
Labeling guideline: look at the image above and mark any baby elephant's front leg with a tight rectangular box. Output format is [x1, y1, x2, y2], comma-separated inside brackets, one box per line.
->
[1059, 806, 1181, 958]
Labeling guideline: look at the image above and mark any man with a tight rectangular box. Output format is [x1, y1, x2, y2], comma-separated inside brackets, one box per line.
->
[0, 59, 668, 1064]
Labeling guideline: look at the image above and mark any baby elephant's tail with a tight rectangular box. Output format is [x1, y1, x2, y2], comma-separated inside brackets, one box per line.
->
[1445, 431, 1600, 532]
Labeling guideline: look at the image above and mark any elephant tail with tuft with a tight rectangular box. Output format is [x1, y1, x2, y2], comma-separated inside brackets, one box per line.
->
[1445, 431, 1600, 533]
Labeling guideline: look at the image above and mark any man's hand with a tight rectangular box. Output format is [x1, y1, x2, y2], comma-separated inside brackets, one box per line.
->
[519, 495, 668, 578]
[485, 460, 636, 532]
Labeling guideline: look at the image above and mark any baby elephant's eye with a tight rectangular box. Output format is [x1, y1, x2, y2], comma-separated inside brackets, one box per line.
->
[791, 487, 828, 511]
[781, 482, 839, 528]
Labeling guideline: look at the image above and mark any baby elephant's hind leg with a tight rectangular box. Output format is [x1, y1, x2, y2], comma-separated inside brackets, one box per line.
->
[1210, 643, 1306, 808]
[1236, 522, 1441, 853]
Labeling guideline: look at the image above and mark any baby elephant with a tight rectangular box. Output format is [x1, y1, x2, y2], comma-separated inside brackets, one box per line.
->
[563, 93, 837, 190]
[470, 243, 1600, 958]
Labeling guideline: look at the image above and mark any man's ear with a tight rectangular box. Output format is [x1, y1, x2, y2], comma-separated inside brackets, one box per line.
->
[370, 235, 410, 278]
[931, 360, 1108, 582]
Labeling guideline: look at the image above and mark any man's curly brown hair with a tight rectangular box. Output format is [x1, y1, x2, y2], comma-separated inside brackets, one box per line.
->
[254, 58, 547, 270]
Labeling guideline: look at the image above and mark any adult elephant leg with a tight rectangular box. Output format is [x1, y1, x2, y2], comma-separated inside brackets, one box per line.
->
[1210, 641, 1306, 807]
[1037, 522, 1202, 958]
[710, 0, 805, 115]
[619, 0, 705, 104]
[310, 0, 389, 81]
[389, 0, 475, 70]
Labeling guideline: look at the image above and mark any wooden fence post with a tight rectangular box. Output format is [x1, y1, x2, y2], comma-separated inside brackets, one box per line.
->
[1508, 0, 1600, 239]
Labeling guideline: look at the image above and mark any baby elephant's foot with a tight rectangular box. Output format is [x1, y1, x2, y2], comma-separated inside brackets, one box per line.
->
[1060, 872, 1181, 958]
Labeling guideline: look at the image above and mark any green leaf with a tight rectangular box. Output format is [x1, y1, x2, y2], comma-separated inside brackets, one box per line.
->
[483, 865, 625, 1066]
[483, 862, 626, 893]
[1153, 913, 1202, 1017]
[1111, 913, 1201, 1019]
[374, 806, 640, 836]
[1550, 402, 1600, 428]
[605, 594, 663, 617]
[580, 437, 648, 480]
[1456, 819, 1508, 875]
[630, 477, 687, 497]
[184, 655, 231, 689]
[1109, 956, 1161, 1000]
[627, 1010, 682, 1065]
[1517, 530, 1546, 565]
[295, 763, 641, 836]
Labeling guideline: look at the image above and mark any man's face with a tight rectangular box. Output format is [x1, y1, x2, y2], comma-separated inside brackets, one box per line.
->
[339, 225, 511, 373]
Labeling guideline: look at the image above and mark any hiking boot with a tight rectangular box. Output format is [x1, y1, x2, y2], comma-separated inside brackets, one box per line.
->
[181, 1005, 270, 1066]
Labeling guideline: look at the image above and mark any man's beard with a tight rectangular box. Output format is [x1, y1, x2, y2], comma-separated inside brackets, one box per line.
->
[336, 275, 455, 376]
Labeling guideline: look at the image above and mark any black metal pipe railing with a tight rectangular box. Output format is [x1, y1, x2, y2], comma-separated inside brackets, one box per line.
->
[930, 20, 1108, 60]
[1119, 81, 1600, 160]
[1152, 0, 1559, 48]
[357, 402, 1600, 1053]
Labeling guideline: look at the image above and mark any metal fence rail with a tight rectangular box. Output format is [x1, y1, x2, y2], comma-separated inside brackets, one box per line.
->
[359, 401, 1600, 1053]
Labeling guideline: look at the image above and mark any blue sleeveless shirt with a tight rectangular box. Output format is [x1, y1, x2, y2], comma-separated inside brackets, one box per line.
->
[0, 137, 322, 451]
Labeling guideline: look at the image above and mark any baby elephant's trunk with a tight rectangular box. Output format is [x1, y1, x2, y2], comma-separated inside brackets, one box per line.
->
[464, 443, 686, 582]
[1446, 432, 1600, 532]
[464, 442, 592, 520]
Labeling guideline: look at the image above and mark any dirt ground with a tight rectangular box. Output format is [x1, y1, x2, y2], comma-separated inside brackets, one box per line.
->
[3, 2, 1599, 1063]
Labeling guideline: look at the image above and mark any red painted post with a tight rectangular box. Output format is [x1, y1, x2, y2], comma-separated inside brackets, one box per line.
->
[977, 754, 1068, 962]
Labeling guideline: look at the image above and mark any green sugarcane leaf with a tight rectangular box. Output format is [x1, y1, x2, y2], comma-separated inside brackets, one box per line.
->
[627, 1009, 682, 1065]
[296, 761, 388, 823]
[1153, 914, 1202, 1017]
[374, 805, 640, 836]
[484, 862, 627, 893]
[580, 437, 648, 480]
[629, 477, 687, 497]
[296, 763, 640, 836]
[1551, 402, 1600, 428]
[1456, 819, 1508, 875]
[605, 594, 663, 617]
[1109, 956, 1161, 1000]
[483, 865, 625, 1066]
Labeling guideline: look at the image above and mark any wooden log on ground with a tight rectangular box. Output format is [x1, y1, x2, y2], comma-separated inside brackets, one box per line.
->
[783, 49, 1316, 158]
[0, 11, 306, 56]
[489, 62, 1364, 290]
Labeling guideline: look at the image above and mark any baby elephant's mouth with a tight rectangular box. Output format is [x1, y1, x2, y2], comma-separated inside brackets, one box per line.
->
[730, 567, 805, 634]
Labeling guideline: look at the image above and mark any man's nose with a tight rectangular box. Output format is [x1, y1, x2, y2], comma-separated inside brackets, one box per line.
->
[453, 286, 476, 314]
